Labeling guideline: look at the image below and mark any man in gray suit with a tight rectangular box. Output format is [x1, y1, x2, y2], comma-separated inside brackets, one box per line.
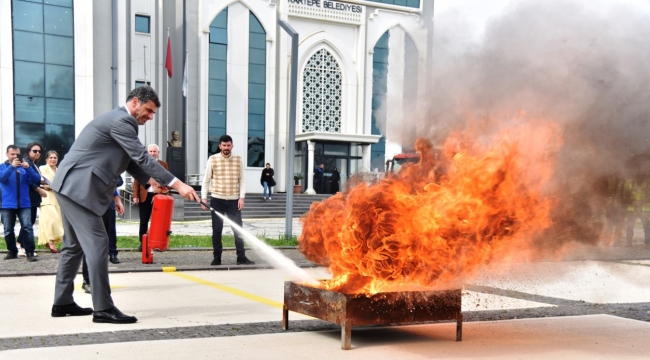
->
[50, 85, 199, 324]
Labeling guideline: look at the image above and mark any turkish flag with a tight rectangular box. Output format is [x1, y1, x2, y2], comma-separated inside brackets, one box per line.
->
[165, 35, 172, 78]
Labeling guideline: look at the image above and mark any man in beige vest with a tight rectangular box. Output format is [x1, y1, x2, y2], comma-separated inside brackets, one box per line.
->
[201, 135, 255, 265]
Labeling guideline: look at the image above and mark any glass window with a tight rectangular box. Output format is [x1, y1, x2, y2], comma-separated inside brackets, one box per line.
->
[44, 4, 73, 36]
[46, 98, 74, 124]
[13, 31, 44, 62]
[248, 114, 265, 131]
[365, 0, 419, 8]
[15, 95, 45, 123]
[14, 122, 46, 147]
[45, 0, 73, 6]
[248, 99, 265, 115]
[324, 143, 349, 156]
[210, 10, 227, 28]
[45, 34, 73, 65]
[209, 79, 226, 96]
[209, 28, 227, 44]
[302, 49, 342, 133]
[209, 9, 228, 157]
[135, 81, 150, 87]
[371, 31, 389, 170]
[45, 64, 74, 99]
[249, 48, 265, 65]
[44, 123, 74, 153]
[209, 60, 226, 80]
[209, 43, 227, 60]
[209, 95, 226, 112]
[14, 61, 45, 96]
[12, 1, 44, 33]
[12, 0, 74, 157]
[249, 64, 265, 82]
[135, 15, 150, 33]
[249, 33, 266, 49]
[248, 83, 265, 99]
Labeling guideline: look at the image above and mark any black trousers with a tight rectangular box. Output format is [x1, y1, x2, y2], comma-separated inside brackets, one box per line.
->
[210, 198, 245, 259]
[82, 206, 118, 284]
[138, 192, 156, 243]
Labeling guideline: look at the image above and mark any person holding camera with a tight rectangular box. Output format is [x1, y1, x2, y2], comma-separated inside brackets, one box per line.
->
[0, 145, 41, 261]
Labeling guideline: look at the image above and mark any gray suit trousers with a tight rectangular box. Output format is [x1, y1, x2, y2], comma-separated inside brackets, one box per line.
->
[53, 193, 114, 311]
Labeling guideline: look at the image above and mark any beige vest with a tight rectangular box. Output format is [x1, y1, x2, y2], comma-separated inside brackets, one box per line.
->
[210, 154, 242, 200]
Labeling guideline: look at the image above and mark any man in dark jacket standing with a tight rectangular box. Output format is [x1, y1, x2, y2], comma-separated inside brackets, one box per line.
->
[0, 145, 41, 261]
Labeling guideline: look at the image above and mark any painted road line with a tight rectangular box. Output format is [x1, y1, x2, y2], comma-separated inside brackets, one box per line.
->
[162, 266, 177, 272]
[169, 272, 283, 308]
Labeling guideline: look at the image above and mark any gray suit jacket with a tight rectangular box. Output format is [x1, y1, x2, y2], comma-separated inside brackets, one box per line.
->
[52, 107, 174, 216]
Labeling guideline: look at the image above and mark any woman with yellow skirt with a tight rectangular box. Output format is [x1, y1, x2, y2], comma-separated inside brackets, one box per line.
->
[39, 150, 64, 253]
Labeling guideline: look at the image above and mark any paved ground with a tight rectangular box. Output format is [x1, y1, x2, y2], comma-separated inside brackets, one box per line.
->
[1, 219, 650, 358]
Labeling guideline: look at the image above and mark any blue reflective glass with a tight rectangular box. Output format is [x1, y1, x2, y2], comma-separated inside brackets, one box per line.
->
[46, 98, 73, 124]
[208, 112, 226, 128]
[15, 95, 45, 123]
[249, 14, 264, 34]
[209, 28, 227, 44]
[394, 0, 406, 5]
[15, 122, 46, 147]
[14, 61, 45, 96]
[373, 48, 388, 62]
[45, 34, 73, 65]
[45, 123, 74, 149]
[135, 15, 150, 33]
[248, 137, 264, 167]
[249, 64, 265, 83]
[209, 79, 226, 96]
[376, 32, 389, 47]
[45, 64, 73, 98]
[406, 0, 420, 7]
[210, 10, 227, 28]
[248, 99, 265, 115]
[209, 95, 226, 111]
[12, 1, 43, 33]
[13, 31, 44, 62]
[248, 83, 265, 99]
[248, 114, 265, 131]
[249, 48, 265, 65]
[209, 60, 226, 80]
[45, 0, 72, 6]
[44, 4, 73, 36]
[209, 43, 227, 60]
[135, 81, 150, 87]
[249, 33, 265, 49]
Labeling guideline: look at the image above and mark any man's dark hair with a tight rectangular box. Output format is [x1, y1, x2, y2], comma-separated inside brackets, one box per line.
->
[219, 135, 233, 144]
[126, 85, 161, 107]
[25, 141, 44, 154]
[6, 144, 18, 152]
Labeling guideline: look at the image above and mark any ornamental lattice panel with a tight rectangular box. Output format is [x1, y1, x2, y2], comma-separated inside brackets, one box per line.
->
[302, 49, 342, 133]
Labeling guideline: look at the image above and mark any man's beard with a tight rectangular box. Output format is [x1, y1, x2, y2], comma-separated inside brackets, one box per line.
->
[221, 150, 231, 156]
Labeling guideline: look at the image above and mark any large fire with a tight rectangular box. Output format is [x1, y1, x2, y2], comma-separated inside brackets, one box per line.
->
[299, 121, 563, 294]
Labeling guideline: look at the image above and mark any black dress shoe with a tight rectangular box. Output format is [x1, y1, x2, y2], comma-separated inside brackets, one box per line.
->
[52, 302, 94, 317]
[237, 257, 255, 265]
[4, 252, 18, 260]
[93, 306, 137, 324]
[26, 253, 38, 262]
[210, 258, 221, 266]
[109, 255, 121, 264]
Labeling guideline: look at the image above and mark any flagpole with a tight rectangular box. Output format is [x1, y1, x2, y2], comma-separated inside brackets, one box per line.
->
[166, 27, 170, 149]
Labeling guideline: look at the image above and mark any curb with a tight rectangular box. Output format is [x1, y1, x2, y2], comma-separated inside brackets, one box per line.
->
[0, 263, 319, 278]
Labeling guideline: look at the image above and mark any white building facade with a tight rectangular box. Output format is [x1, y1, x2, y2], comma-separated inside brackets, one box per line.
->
[0, 0, 433, 194]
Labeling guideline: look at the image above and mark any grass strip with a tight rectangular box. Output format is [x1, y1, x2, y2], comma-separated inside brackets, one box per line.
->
[0, 235, 298, 250]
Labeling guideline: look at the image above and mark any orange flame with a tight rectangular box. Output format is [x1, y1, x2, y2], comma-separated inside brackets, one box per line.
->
[299, 120, 563, 294]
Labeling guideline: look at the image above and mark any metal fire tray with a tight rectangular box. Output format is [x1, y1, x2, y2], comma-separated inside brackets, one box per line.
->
[282, 281, 462, 350]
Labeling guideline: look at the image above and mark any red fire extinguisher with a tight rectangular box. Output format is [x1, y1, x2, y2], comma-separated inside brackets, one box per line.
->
[142, 194, 174, 264]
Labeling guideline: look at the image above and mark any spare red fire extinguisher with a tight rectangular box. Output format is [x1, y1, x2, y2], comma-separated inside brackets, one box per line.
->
[142, 194, 174, 264]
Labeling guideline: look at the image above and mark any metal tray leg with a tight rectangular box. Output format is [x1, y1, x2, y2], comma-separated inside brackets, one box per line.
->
[282, 305, 289, 330]
[456, 312, 463, 341]
[341, 319, 352, 350]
